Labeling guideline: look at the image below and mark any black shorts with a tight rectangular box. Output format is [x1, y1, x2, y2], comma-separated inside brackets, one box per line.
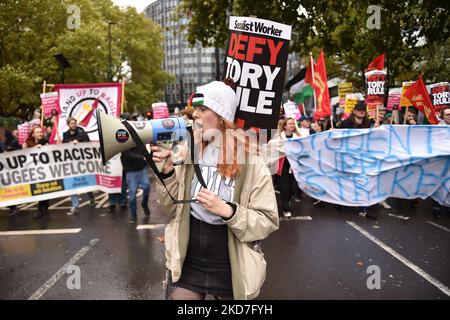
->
[169, 214, 233, 298]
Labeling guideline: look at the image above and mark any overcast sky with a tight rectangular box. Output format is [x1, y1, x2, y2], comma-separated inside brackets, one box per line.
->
[111, 0, 155, 12]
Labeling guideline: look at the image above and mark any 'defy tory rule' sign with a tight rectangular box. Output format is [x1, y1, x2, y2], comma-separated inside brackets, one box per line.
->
[223, 16, 292, 130]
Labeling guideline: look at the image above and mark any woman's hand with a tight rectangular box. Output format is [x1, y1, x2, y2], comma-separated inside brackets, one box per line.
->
[35, 144, 42, 148]
[196, 188, 233, 219]
[72, 140, 78, 144]
[151, 145, 174, 174]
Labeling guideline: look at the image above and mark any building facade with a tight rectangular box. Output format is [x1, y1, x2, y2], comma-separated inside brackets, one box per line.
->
[144, 0, 225, 106]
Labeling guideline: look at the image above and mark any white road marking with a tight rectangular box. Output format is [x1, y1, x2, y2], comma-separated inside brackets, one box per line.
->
[0, 228, 81, 236]
[136, 224, 167, 230]
[95, 193, 109, 208]
[28, 239, 99, 300]
[347, 221, 450, 297]
[387, 213, 410, 220]
[280, 216, 312, 221]
[426, 221, 450, 233]
[49, 197, 72, 209]
[20, 202, 38, 210]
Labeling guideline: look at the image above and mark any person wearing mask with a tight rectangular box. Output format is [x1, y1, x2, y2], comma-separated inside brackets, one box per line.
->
[120, 141, 151, 224]
[152, 79, 278, 300]
[62, 117, 96, 215]
[23, 127, 49, 219]
[339, 102, 376, 219]
[277, 117, 302, 217]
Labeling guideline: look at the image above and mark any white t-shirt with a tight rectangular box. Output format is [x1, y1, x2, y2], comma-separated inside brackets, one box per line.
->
[190, 143, 236, 225]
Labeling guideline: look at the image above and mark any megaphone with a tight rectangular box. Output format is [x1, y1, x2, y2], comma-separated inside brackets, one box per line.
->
[97, 110, 188, 170]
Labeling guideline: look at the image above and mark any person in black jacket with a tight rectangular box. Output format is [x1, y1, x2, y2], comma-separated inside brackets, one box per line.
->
[338, 102, 376, 220]
[2, 130, 22, 216]
[121, 146, 151, 223]
[63, 117, 96, 215]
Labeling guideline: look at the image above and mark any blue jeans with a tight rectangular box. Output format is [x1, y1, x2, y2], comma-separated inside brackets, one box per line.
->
[126, 168, 150, 220]
[109, 178, 128, 206]
[71, 192, 95, 208]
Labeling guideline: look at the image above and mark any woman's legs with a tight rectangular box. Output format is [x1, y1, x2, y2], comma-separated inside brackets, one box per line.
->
[168, 287, 205, 300]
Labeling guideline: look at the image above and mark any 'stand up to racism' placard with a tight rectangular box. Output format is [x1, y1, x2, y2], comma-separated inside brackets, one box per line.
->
[223, 16, 292, 130]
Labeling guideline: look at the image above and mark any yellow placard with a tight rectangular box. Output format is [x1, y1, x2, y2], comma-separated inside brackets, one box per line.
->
[400, 81, 414, 107]
[0, 184, 32, 202]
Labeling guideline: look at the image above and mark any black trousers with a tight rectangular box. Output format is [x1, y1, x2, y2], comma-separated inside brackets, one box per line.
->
[279, 166, 299, 212]
[38, 200, 49, 215]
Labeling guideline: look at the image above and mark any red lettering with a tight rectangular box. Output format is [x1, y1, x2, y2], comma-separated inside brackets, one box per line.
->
[267, 39, 284, 65]
[228, 32, 238, 57]
[235, 34, 248, 60]
[246, 36, 266, 62]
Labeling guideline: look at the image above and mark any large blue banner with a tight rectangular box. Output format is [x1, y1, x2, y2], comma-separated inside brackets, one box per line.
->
[285, 125, 450, 207]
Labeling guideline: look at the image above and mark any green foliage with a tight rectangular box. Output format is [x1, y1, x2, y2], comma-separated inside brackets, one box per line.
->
[0, 0, 172, 119]
[176, 0, 449, 89]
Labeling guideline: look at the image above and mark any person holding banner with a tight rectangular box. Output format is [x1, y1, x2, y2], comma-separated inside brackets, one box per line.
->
[151, 79, 278, 300]
[439, 106, 450, 125]
[23, 127, 49, 219]
[278, 118, 302, 217]
[62, 117, 96, 215]
[339, 102, 376, 219]
[1, 130, 22, 216]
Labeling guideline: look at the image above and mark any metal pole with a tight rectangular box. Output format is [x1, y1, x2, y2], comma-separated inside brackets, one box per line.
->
[108, 22, 112, 81]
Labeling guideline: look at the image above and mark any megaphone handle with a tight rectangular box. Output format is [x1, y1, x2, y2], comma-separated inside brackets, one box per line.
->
[156, 141, 173, 173]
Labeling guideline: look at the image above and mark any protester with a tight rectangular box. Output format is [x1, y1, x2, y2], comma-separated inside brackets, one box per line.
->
[278, 117, 302, 217]
[1, 130, 22, 216]
[439, 106, 450, 125]
[372, 106, 388, 127]
[62, 117, 96, 215]
[151, 79, 278, 300]
[120, 126, 150, 223]
[404, 108, 417, 125]
[298, 115, 316, 136]
[432, 106, 450, 218]
[107, 172, 128, 213]
[339, 102, 376, 219]
[44, 125, 53, 141]
[23, 127, 49, 219]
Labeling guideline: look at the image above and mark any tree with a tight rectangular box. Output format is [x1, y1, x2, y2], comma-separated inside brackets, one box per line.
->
[0, 0, 172, 119]
[175, 0, 449, 90]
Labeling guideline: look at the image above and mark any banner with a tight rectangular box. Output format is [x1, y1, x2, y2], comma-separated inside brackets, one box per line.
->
[152, 102, 170, 119]
[40, 92, 59, 118]
[55, 83, 122, 141]
[430, 82, 450, 117]
[400, 81, 414, 107]
[338, 83, 353, 107]
[223, 16, 292, 130]
[284, 125, 450, 207]
[0, 142, 122, 207]
[365, 70, 386, 119]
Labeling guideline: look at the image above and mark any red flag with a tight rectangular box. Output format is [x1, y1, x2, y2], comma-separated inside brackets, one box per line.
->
[367, 53, 385, 71]
[305, 49, 331, 118]
[404, 77, 439, 124]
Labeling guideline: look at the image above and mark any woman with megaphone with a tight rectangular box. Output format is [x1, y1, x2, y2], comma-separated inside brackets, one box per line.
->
[151, 79, 279, 300]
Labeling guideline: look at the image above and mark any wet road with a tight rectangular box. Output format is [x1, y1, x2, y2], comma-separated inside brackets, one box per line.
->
[1, 176, 449, 300]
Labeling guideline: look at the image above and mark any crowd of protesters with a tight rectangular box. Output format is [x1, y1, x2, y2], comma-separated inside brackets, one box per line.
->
[1, 102, 449, 222]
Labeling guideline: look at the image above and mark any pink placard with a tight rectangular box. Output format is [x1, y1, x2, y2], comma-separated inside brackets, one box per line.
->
[18, 123, 31, 145]
[152, 102, 169, 119]
[387, 92, 401, 111]
[40, 92, 59, 117]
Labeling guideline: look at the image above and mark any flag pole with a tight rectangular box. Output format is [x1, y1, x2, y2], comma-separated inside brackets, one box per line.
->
[403, 106, 409, 124]
[120, 77, 125, 114]
[309, 52, 316, 116]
